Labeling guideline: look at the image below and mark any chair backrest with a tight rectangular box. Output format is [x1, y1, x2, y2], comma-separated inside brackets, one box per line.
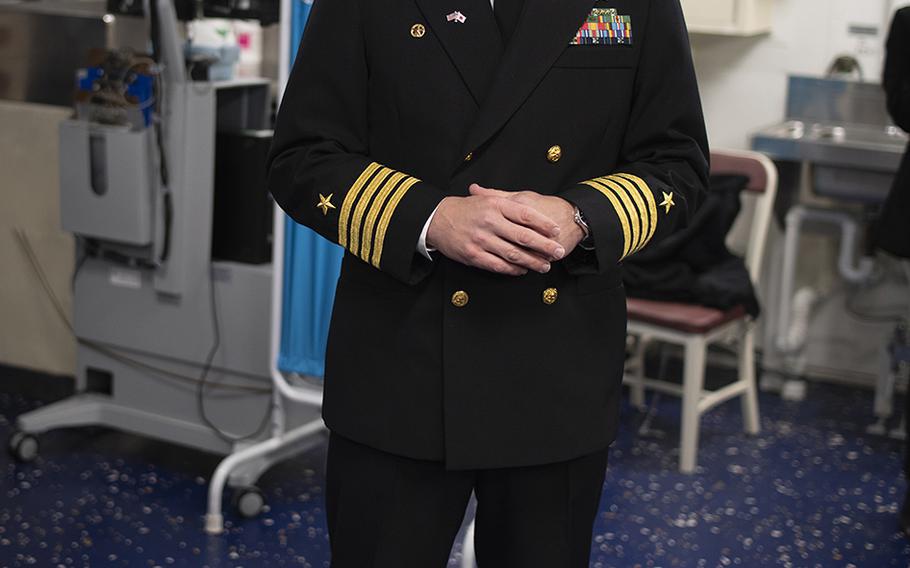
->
[709, 149, 778, 285]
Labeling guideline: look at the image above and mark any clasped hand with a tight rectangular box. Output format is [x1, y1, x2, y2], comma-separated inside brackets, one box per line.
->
[426, 184, 586, 276]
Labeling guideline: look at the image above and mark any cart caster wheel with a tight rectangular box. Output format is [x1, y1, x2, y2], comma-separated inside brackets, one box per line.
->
[7, 431, 39, 463]
[234, 487, 265, 519]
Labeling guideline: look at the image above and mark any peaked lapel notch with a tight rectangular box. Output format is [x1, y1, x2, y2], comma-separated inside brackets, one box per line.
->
[414, 0, 504, 105]
[458, 0, 596, 160]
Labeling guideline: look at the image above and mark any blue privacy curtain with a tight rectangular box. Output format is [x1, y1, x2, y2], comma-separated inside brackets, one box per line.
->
[277, 0, 344, 378]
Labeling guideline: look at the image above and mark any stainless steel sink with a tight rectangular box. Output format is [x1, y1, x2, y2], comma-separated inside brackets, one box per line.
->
[750, 76, 908, 203]
[752, 120, 907, 203]
[754, 120, 906, 156]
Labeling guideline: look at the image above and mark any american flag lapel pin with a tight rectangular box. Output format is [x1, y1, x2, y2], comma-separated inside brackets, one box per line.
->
[446, 10, 467, 23]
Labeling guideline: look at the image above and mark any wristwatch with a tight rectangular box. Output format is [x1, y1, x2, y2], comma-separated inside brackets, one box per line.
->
[573, 205, 596, 251]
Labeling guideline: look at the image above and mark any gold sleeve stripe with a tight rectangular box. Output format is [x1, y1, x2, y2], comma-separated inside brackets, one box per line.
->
[615, 173, 657, 250]
[581, 180, 633, 260]
[614, 173, 656, 251]
[604, 175, 649, 253]
[371, 176, 421, 268]
[349, 167, 395, 255]
[337, 161, 422, 267]
[592, 177, 642, 254]
[339, 162, 382, 248]
[359, 171, 407, 262]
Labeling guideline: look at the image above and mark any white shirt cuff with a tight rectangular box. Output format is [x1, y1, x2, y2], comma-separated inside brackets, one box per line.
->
[417, 205, 441, 260]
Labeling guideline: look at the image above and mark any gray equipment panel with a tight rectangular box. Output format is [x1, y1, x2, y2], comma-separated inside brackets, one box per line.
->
[59, 120, 158, 246]
[73, 259, 272, 378]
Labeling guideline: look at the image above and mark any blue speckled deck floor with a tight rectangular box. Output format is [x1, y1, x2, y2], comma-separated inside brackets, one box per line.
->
[2, 378, 910, 567]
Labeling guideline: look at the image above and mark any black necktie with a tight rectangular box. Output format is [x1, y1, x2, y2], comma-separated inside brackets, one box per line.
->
[494, 0, 524, 45]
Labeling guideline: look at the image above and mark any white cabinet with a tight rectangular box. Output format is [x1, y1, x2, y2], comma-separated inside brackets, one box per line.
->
[680, 0, 773, 36]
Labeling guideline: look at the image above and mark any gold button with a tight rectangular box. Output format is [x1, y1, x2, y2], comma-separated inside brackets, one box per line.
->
[451, 290, 469, 307]
[542, 287, 558, 305]
[411, 23, 426, 38]
[546, 145, 562, 163]
[464, 152, 473, 162]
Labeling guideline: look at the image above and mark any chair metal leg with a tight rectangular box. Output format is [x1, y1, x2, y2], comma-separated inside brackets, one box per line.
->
[629, 335, 649, 409]
[739, 325, 761, 435]
[679, 335, 707, 474]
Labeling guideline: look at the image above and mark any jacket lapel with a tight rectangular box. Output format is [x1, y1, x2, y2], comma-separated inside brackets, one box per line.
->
[414, 0, 504, 105]
[458, 0, 596, 159]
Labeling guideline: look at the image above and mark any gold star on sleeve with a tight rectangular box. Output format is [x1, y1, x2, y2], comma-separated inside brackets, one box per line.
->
[659, 191, 675, 214]
[316, 193, 336, 216]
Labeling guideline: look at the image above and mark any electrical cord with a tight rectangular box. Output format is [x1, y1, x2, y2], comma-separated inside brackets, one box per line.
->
[16, 228, 264, 391]
[147, 2, 172, 264]
[154, 79, 173, 265]
[14, 229, 273, 442]
[71, 236, 91, 291]
[160, 191, 173, 262]
[196, 264, 274, 443]
[15, 228, 77, 334]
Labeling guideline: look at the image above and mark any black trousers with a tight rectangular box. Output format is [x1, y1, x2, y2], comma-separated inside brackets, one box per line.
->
[325, 433, 609, 568]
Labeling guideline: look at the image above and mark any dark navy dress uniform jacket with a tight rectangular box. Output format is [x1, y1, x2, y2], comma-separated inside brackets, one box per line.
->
[267, 0, 710, 469]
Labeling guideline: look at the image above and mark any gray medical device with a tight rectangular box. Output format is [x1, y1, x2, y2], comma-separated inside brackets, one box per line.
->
[9, 0, 320, 518]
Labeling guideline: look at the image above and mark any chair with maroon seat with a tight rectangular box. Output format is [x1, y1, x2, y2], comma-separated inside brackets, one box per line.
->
[623, 148, 778, 474]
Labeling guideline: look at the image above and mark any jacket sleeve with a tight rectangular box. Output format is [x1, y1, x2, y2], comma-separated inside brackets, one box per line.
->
[266, 0, 447, 284]
[559, 0, 709, 275]
[884, 8, 910, 132]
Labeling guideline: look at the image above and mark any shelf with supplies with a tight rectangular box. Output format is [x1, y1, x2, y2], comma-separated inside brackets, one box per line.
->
[680, 0, 772, 36]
